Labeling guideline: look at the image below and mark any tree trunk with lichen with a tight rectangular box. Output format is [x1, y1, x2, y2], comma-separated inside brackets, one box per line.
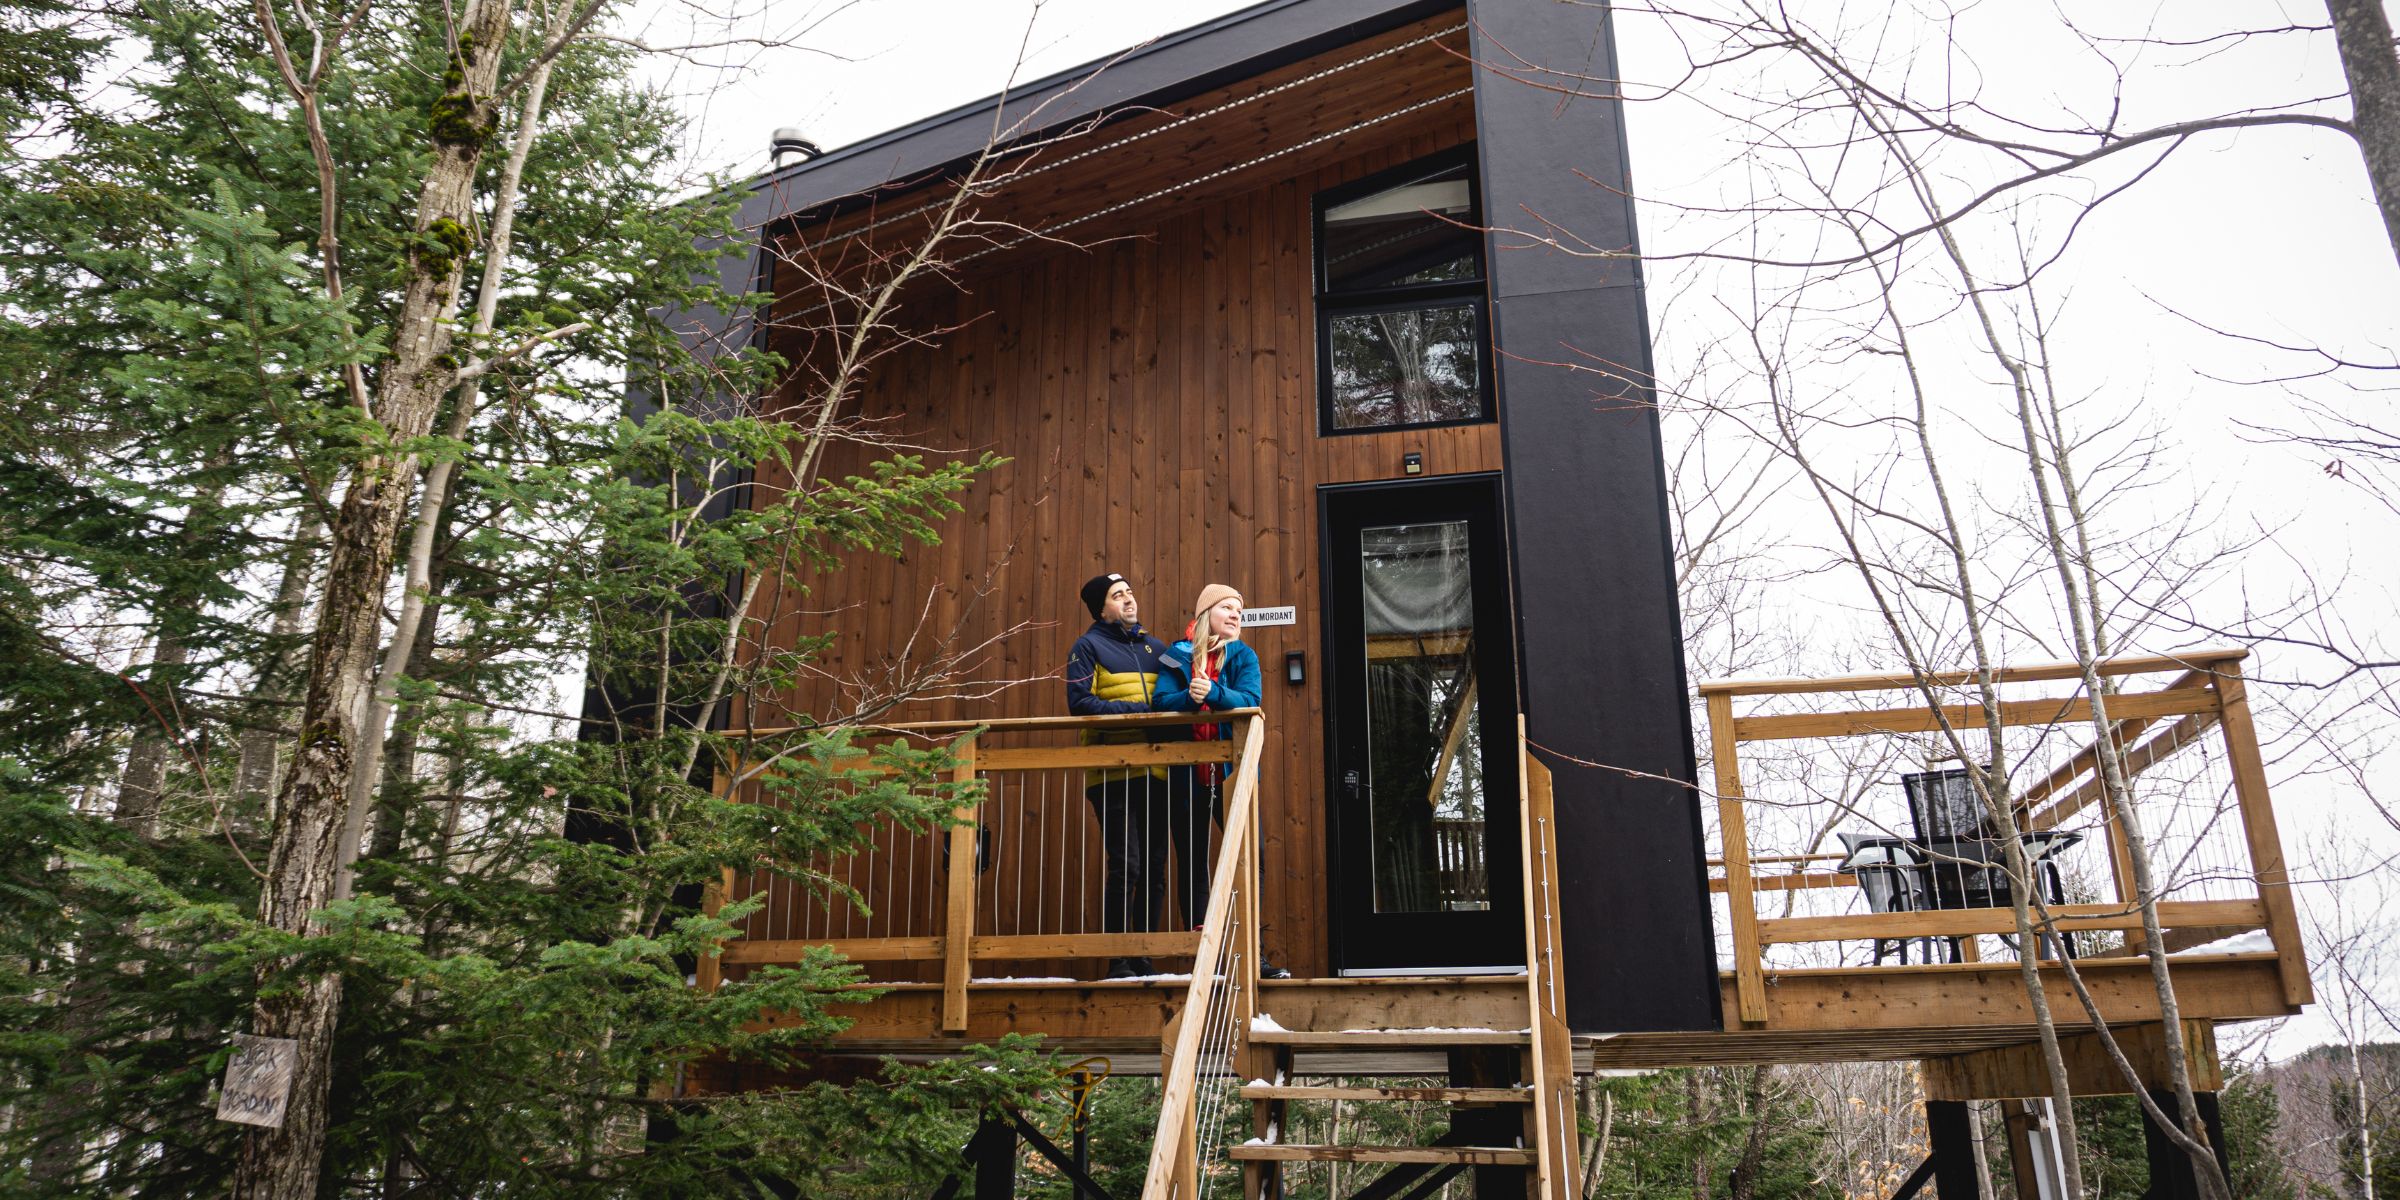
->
[231, 5, 511, 1196]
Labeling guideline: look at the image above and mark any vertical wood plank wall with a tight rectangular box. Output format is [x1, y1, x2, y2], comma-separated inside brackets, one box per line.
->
[739, 113, 1493, 980]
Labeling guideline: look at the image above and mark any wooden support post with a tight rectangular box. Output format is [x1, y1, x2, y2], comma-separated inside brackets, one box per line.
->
[1706, 693, 1768, 1023]
[941, 739, 980, 1034]
[698, 765, 737, 994]
[2210, 661, 2313, 1006]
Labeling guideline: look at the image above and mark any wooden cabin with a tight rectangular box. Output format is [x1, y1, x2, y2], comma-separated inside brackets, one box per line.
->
[660, 2, 2314, 1195]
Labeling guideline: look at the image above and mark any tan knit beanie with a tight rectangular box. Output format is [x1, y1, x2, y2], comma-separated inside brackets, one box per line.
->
[1191, 584, 1241, 628]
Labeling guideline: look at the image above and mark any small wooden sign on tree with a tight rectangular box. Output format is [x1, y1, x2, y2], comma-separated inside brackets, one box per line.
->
[215, 1034, 298, 1128]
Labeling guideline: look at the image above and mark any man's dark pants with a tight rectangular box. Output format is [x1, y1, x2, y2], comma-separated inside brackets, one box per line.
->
[1087, 769, 1217, 945]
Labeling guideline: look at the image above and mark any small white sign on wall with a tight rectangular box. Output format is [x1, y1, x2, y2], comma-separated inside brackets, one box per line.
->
[1245, 605, 1297, 628]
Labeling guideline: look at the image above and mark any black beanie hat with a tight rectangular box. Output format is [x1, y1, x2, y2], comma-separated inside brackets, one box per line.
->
[1081, 572, 1127, 620]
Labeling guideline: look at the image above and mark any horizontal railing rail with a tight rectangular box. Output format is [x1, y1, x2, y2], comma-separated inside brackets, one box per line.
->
[1701, 649, 2310, 1026]
[699, 709, 1263, 1035]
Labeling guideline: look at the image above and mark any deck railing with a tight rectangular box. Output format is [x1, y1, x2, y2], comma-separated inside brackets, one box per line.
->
[700, 709, 1261, 1032]
[1700, 648, 2311, 1026]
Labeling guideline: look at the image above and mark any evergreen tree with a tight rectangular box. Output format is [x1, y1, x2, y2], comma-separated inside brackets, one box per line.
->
[2221, 1070, 2299, 1200]
[0, 0, 1035, 1194]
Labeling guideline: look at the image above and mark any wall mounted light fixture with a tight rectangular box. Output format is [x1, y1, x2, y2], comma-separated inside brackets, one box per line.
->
[1284, 651, 1305, 685]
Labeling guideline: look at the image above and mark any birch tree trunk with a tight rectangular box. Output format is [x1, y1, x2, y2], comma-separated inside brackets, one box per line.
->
[233, 4, 512, 1194]
[2326, 0, 2400, 269]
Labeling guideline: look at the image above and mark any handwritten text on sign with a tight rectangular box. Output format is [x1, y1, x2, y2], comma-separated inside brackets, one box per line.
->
[216, 1034, 298, 1128]
[1243, 605, 1297, 628]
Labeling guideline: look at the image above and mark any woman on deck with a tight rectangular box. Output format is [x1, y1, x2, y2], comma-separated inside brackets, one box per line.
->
[1153, 584, 1287, 978]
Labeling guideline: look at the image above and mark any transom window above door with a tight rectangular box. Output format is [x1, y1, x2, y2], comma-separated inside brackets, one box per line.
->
[1314, 147, 1492, 434]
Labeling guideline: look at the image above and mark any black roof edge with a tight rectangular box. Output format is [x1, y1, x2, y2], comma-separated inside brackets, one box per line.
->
[736, 0, 1462, 236]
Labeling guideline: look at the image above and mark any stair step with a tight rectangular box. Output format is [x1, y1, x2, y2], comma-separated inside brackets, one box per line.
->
[1241, 1083, 1531, 1104]
[1247, 1027, 1531, 1048]
[1229, 1143, 1534, 1165]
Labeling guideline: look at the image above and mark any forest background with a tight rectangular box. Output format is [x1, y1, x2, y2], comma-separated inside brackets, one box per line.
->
[4, 0, 2399, 1195]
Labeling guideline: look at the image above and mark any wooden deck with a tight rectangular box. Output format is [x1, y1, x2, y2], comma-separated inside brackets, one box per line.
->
[688, 951, 2295, 1090]
[691, 649, 2311, 1111]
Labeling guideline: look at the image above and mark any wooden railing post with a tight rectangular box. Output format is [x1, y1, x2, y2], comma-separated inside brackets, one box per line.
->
[2210, 660, 2313, 1006]
[941, 738, 980, 1034]
[698, 763, 734, 995]
[2103, 800, 2149, 956]
[1706, 692, 1768, 1024]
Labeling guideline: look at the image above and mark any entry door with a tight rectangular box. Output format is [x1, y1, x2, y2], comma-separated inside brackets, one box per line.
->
[1323, 475, 1522, 974]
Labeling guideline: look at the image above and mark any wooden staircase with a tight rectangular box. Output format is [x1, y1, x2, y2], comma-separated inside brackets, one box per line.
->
[1141, 736, 1574, 1199]
[1229, 1026, 1543, 1177]
[1225, 1018, 1567, 1191]
[1219, 751, 1578, 1198]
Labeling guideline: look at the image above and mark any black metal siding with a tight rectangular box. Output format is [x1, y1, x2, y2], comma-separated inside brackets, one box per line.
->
[1466, 0, 1721, 1033]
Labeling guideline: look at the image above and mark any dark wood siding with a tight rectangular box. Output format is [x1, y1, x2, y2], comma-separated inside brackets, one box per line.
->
[736, 110, 1490, 980]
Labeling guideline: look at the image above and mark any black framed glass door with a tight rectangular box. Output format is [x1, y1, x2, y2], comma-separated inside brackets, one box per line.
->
[1322, 475, 1521, 974]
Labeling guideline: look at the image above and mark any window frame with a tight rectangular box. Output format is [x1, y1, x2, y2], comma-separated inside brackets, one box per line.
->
[1312, 144, 1495, 437]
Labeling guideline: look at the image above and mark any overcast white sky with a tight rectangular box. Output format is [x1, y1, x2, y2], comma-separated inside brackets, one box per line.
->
[632, 0, 2400, 1056]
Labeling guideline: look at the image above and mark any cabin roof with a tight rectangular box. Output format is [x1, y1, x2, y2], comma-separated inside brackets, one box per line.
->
[734, 0, 1457, 230]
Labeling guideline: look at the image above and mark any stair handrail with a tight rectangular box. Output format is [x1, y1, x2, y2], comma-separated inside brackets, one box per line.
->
[1519, 723, 1579, 1198]
[1141, 710, 1268, 1200]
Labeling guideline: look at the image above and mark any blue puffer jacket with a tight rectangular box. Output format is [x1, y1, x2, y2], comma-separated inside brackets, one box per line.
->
[1152, 638, 1263, 742]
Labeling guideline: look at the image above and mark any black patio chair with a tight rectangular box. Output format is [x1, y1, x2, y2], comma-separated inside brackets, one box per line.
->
[1900, 768, 2081, 960]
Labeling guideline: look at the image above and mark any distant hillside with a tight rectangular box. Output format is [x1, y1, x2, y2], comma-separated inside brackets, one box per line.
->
[2253, 1042, 2400, 1198]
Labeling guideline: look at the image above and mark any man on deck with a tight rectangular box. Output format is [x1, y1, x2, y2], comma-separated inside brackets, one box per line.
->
[1067, 572, 1177, 978]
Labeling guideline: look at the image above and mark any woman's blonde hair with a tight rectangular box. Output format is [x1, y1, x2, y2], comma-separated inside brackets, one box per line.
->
[1188, 584, 1242, 679]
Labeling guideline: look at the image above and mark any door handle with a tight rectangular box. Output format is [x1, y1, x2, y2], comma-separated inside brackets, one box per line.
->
[1342, 769, 1362, 801]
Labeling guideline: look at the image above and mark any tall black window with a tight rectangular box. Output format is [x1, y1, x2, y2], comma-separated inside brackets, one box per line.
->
[1314, 147, 1491, 434]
